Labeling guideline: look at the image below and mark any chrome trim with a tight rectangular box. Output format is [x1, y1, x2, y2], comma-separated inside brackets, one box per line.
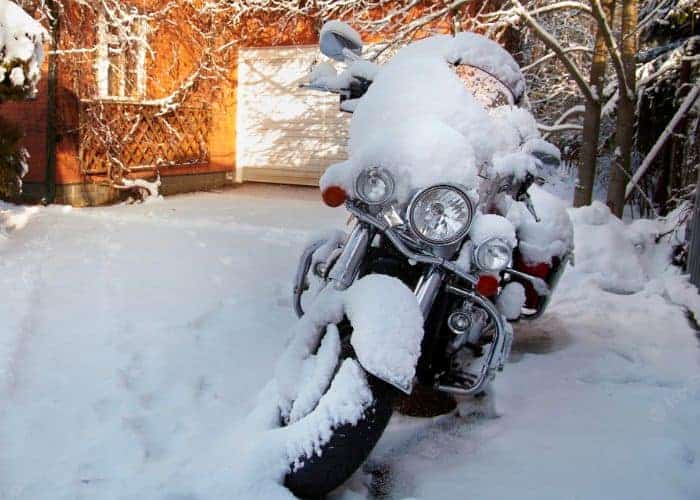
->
[505, 267, 550, 296]
[293, 239, 326, 317]
[346, 201, 478, 286]
[414, 267, 444, 319]
[327, 224, 372, 291]
[437, 285, 513, 396]
[406, 184, 474, 246]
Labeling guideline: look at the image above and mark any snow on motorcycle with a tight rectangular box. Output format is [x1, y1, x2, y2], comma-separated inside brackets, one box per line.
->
[268, 22, 574, 498]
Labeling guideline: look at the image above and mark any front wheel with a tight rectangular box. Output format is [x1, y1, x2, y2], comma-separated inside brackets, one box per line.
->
[283, 350, 396, 498]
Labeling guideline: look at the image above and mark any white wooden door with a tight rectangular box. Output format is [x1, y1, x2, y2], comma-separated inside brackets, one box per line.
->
[236, 46, 350, 186]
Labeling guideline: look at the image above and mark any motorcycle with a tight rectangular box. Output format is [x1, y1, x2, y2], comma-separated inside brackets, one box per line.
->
[273, 21, 574, 498]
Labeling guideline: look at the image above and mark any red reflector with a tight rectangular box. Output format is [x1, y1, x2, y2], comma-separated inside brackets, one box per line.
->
[322, 186, 347, 207]
[514, 256, 552, 308]
[516, 257, 551, 278]
[476, 274, 499, 297]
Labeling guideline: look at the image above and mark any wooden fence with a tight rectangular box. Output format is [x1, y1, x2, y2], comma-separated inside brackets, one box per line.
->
[79, 100, 210, 181]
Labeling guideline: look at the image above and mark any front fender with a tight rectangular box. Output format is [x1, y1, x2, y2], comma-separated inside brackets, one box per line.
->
[344, 275, 426, 394]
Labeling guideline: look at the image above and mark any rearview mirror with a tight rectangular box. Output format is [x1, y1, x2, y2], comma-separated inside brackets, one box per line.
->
[531, 149, 561, 168]
[320, 21, 363, 62]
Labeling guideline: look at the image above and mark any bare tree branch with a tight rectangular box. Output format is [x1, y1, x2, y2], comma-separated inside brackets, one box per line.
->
[511, 0, 597, 104]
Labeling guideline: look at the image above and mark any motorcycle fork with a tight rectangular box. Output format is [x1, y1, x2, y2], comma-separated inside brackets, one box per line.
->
[330, 224, 445, 313]
[328, 224, 373, 291]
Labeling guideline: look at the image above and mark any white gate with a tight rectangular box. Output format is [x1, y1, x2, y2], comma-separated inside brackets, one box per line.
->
[236, 46, 350, 186]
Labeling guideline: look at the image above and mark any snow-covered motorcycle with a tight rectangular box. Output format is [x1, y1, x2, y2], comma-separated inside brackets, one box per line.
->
[275, 22, 574, 497]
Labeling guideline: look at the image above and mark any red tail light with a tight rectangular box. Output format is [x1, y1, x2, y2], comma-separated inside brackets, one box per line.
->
[476, 274, 499, 297]
[322, 186, 347, 207]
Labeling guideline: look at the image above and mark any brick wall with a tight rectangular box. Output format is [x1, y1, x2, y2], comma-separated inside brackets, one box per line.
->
[1, 70, 48, 183]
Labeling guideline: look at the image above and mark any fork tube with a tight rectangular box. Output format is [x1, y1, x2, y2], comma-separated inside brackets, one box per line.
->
[414, 267, 444, 320]
[328, 224, 372, 290]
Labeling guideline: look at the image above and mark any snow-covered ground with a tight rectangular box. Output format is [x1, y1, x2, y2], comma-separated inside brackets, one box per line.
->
[0, 184, 698, 499]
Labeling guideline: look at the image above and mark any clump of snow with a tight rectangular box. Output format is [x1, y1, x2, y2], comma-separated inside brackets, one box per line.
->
[568, 200, 690, 296]
[309, 59, 379, 91]
[286, 324, 341, 424]
[469, 213, 517, 247]
[497, 282, 526, 320]
[492, 151, 540, 181]
[569, 202, 649, 293]
[490, 105, 540, 144]
[120, 176, 163, 203]
[320, 20, 363, 58]
[285, 357, 373, 471]
[321, 116, 479, 203]
[275, 289, 346, 416]
[0, 0, 48, 96]
[505, 185, 574, 265]
[0, 199, 39, 238]
[574, 199, 613, 226]
[308, 61, 338, 86]
[9, 65, 24, 86]
[345, 275, 424, 393]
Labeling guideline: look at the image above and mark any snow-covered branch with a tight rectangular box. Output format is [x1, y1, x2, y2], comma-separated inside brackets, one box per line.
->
[540, 104, 585, 137]
[521, 45, 592, 72]
[625, 85, 700, 200]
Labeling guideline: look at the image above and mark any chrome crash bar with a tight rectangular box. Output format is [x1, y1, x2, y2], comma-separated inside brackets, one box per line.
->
[292, 239, 326, 317]
[439, 284, 513, 396]
[292, 203, 514, 396]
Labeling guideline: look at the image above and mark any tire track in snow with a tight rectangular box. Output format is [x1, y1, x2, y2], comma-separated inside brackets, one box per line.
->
[0, 228, 50, 397]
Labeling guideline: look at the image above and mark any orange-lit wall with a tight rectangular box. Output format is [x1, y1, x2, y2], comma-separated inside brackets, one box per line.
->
[10, 1, 457, 197]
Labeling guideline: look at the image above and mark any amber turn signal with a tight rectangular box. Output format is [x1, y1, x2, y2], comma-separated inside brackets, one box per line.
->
[322, 186, 347, 207]
[475, 274, 499, 297]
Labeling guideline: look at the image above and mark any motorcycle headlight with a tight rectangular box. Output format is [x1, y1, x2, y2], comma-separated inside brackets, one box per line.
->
[354, 167, 395, 206]
[474, 238, 512, 272]
[408, 185, 474, 245]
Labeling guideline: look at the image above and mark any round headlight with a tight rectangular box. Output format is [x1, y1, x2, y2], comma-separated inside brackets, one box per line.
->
[355, 167, 395, 206]
[408, 185, 474, 245]
[474, 238, 512, 272]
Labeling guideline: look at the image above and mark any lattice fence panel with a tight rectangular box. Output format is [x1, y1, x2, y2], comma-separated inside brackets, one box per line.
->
[79, 100, 210, 178]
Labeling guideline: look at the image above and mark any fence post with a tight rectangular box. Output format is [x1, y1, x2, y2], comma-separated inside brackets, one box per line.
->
[687, 167, 700, 288]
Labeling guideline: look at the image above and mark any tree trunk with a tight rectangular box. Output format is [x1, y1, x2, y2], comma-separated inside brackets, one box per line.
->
[574, 0, 615, 207]
[606, 0, 638, 218]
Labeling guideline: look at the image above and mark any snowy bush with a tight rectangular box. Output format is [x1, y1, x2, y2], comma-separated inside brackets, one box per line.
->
[0, 117, 28, 198]
[0, 0, 47, 198]
[0, 0, 47, 100]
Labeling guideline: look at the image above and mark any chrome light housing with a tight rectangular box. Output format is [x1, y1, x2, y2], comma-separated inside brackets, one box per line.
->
[474, 237, 512, 272]
[408, 184, 474, 245]
[354, 167, 395, 206]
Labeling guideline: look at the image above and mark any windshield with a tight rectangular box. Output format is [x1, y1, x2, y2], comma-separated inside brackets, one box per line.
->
[319, 33, 543, 206]
[453, 65, 515, 108]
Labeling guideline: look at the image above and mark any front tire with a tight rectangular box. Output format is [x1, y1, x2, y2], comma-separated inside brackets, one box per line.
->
[284, 358, 396, 498]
